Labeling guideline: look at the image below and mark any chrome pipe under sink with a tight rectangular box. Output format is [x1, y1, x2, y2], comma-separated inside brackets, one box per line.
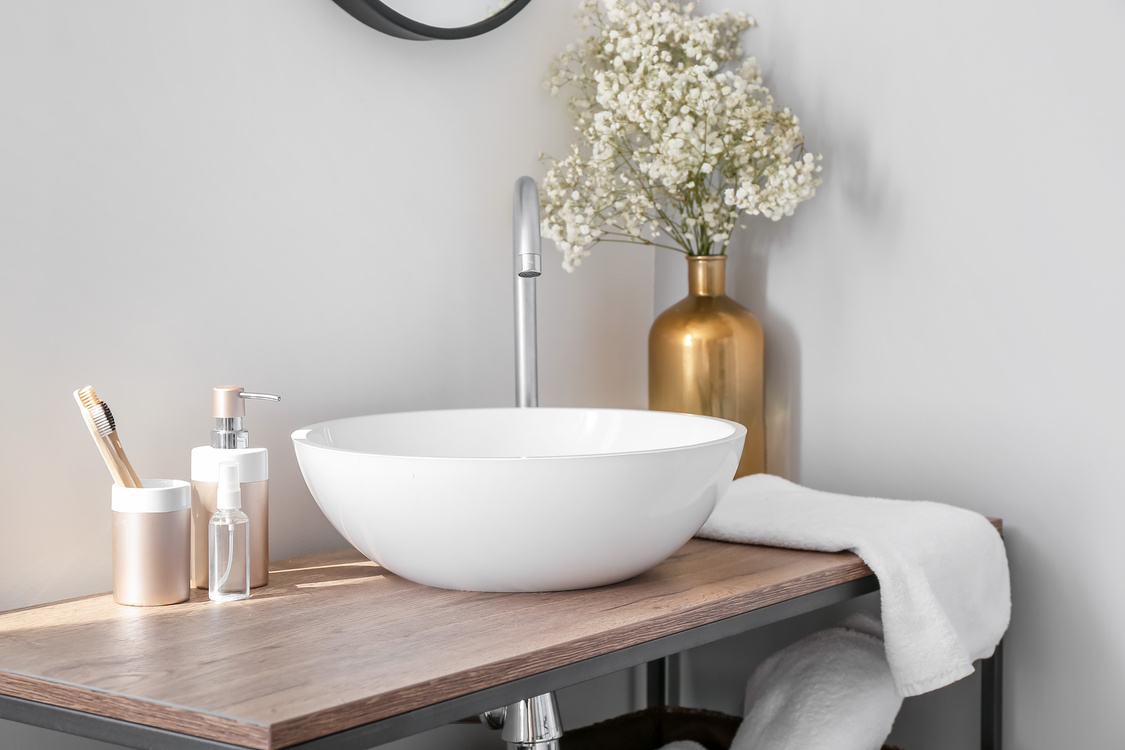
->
[480, 692, 563, 750]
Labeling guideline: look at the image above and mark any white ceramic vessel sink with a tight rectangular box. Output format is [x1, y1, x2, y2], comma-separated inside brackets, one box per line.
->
[292, 407, 745, 592]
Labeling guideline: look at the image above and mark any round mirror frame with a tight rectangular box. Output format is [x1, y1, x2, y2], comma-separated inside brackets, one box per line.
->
[331, 0, 534, 40]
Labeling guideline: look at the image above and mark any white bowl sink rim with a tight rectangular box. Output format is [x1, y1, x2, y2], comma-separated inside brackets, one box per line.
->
[291, 406, 745, 461]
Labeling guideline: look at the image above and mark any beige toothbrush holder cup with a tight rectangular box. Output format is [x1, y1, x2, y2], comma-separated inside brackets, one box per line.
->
[111, 479, 191, 606]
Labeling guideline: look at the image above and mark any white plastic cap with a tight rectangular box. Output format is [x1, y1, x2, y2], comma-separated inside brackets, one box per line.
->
[217, 461, 242, 510]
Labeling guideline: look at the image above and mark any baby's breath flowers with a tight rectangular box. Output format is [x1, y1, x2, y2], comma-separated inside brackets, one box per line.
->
[541, 0, 822, 271]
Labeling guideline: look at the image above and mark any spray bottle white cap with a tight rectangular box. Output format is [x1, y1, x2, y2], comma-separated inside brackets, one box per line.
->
[217, 462, 242, 510]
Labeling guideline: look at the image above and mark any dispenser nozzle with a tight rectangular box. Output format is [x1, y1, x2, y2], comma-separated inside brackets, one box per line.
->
[240, 392, 282, 403]
[212, 386, 281, 419]
[210, 386, 281, 449]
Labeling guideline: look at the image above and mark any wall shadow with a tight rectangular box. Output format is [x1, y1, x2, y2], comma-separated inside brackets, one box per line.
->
[727, 230, 802, 482]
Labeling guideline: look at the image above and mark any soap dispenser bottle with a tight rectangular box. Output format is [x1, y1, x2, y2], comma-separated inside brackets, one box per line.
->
[191, 385, 279, 590]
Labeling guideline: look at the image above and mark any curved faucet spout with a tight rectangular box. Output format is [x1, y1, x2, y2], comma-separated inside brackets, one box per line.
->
[514, 176, 541, 408]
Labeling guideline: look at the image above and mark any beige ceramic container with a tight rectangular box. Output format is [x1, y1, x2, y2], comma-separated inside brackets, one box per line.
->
[111, 479, 191, 606]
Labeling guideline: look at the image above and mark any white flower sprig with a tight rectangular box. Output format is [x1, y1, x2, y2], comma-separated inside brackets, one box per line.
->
[540, 0, 822, 271]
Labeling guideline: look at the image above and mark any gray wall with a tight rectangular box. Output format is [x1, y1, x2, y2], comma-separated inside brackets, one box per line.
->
[3, 0, 1124, 747]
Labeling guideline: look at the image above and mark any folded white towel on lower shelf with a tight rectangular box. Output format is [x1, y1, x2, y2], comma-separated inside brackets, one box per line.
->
[731, 615, 902, 750]
[698, 474, 1010, 697]
[658, 742, 706, 750]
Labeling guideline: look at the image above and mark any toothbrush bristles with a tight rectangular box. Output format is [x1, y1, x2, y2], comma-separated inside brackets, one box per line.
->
[76, 386, 100, 410]
[90, 403, 115, 436]
[76, 386, 116, 435]
[101, 403, 117, 432]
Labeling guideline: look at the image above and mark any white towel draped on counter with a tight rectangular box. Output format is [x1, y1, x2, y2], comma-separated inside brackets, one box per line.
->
[698, 474, 1010, 697]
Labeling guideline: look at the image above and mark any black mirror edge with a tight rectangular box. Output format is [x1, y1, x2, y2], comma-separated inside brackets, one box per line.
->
[330, 0, 535, 41]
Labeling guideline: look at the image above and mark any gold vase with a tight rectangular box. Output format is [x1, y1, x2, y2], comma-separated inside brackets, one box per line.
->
[649, 255, 765, 478]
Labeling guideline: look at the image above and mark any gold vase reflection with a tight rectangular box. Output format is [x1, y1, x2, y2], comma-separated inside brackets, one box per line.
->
[649, 255, 765, 478]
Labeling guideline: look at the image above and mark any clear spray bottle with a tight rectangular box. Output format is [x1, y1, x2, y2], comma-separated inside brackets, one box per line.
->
[209, 462, 250, 602]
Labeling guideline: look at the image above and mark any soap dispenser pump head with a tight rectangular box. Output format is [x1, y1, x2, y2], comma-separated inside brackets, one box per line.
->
[210, 386, 281, 449]
[217, 462, 242, 510]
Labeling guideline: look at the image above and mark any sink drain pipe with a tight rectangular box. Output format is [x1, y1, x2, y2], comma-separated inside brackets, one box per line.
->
[482, 692, 563, 750]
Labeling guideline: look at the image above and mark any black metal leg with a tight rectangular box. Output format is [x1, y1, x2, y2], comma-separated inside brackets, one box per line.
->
[645, 658, 666, 708]
[981, 640, 1002, 750]
[666, 653, 681, 706]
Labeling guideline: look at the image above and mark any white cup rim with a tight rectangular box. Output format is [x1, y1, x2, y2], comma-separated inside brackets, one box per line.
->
[111, 479, 191, 513]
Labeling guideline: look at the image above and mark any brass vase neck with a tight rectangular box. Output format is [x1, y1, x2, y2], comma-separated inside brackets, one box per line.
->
[687, 255, 727, 297]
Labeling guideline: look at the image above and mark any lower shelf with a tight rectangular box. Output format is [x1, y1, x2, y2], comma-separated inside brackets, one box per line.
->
[562, 706, 905, 750]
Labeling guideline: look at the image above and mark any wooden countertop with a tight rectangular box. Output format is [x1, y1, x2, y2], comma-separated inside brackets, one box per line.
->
[0, 527, 998, 750]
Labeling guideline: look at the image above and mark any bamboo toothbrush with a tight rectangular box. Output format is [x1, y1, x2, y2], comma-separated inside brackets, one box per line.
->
[73, 386, 142, 488]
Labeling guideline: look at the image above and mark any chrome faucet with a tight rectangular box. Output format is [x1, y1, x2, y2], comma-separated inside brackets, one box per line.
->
[494, 179, 562, 750]
[513, 176, 541, 408]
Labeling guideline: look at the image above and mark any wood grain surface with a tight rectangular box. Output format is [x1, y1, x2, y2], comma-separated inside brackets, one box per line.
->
[0, 524, 1002, 749]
